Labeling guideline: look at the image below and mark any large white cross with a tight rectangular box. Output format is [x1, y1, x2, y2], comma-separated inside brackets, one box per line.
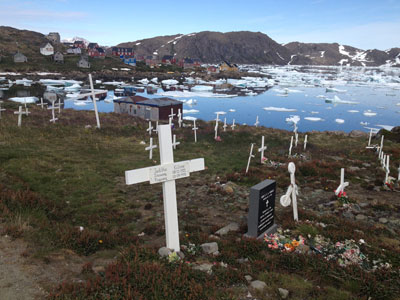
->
[177, 109, 182, 128]
[231, 119, 236, 130]
[378, 135, 384, 157]
[384, 155, 390, 184]
[304, 134, 308, 150]
[288, 136, 293, 157]
[125, 125, 205, 252]
[246, 143, 255, 174]
[145, 137, 157, 160]
[382, 154, 387, 169]
[192, 119, 198, 143]
[223, 118, 227, 132]
[147, 121, 153, 136]
[57, 98, 62, 114]
[0, 101, 5, 119]
[295, 132, 298, 147]
[366, 128, 373, 148]
[37, 97, 48, 109]
[48, 101, 58, 123]
[169, 108, 176, 119]
[214, 122, 219, 140]
[168, 116, 173, 127]
[172, 134, 180, 149]
[254, 115, 259, 127]
[14, 106, 26, 127]
[280, 162, 298, 221]
[258, 136, 267, 164]
[335, 168, 349, 196]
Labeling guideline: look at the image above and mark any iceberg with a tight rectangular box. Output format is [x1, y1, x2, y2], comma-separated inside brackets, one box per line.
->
[376, 125, 395, 131]
[64, 83, 81, 92]
[363, 110, 377, 117]
[285, 115, 300, 124]
[151, 77, 158, 84]
[8, 97, 38, 103]
[229, 109, 236, 112]
[304, 117, 324, 122]
[158, 90, 237, 98]
[335, 119, 345, 124]
[191, 85, 213, 92]
[138, 78, 149, 85]
[326, 87, 347, 93]
[325, 95, 359, 105]
[183, 109, 199, 114]
[263, 107, 297, 112]
[347, 110, 359, 113]
[161, 79, 179, 85]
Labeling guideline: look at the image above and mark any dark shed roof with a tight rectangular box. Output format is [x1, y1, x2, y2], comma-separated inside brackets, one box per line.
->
[136, 97, 182, 107]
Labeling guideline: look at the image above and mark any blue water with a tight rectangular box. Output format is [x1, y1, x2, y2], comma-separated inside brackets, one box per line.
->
[64, 84, 400, 133]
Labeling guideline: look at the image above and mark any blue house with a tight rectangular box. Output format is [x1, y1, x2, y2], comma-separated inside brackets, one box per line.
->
[123, 57, 136, 66]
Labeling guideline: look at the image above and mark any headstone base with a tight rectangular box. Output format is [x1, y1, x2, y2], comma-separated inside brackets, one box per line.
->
[244, 223, 278, 239]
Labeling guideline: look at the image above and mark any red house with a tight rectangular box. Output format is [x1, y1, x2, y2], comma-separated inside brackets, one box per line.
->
[112, 47, 134, 57]
[88, 47, 105, 59]
[161, 55, 176, 65]
[88, 43, 99, 49]
[73, 40, 86, 49]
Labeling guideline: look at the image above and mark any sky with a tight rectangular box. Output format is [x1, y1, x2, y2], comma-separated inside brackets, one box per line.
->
[0, 0, 399, 50]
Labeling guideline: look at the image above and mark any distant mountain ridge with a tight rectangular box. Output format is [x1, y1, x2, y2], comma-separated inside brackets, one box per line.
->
[0, 26, 399, 67]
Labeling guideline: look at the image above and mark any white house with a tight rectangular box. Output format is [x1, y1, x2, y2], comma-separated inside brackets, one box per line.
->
[40, 42, 54, 56]
[67, 47, 82, 55]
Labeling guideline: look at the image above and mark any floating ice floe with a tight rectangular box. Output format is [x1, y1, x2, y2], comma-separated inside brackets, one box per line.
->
[335, 119, 345, 124]
[285, 115, 300, 124]
[376, 125, 395, 131]
[64, 83, 81, 92]
[151, 77, 158, 84]
[363, 110, 377, 117]
[304, 117, 324, 122]
[310, 111, 319, 114]
[246, 92, 258, 96]
[316, 95, 327, 99]
[326, 87, 347, 93]
[158, 90, 237, 98]
[183, 109, 199, 114]
[229, 109, 236, 112]
[8, 97, 38, 103]
[74, 100, 88, 106]
[121, 68, 131, 71]
[191, 85, 213, 92]
[214, 111, 226, 115]
[138, 78, 149, 85]
[183, 116, 197, 121]
[263, 107, 297, 112]
[347, 110, 359, 113]
[15, 78, 33, 85]
[396, 103, 400, 106]
[161, 79, 179, 85]
[325, 95, 359, 105]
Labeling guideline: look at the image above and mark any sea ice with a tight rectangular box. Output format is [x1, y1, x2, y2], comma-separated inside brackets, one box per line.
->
[191, 85, 213, 92]
[138, 78, 149, 85]
[8, 97, 38, 103]
[363, 110, 377, 117]
[335, 119, 345, 124]
[183, 116, 197, 121]
[183, 109, 199, 114]
[158, 90, 236, 98]
[347, 110, 359, 113]
[304, 117, 324, 122]
[376, 125, 395, 131]
[229, 109, 236, 112]
[263, 107, 297, 112]
[285, 115, 300, 124]
[161, 79, 179, 85]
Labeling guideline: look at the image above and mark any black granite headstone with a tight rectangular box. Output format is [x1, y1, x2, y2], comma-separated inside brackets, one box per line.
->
[246, 179, 277, 238]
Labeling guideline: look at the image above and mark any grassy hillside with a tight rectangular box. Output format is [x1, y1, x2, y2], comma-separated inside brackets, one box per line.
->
[0, 101, 399, 299]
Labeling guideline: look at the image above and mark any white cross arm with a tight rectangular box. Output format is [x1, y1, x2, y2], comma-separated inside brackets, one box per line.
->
[334, 182, 349, 195]
[74, 90, 108, 100]
[125, 158, 205, 185]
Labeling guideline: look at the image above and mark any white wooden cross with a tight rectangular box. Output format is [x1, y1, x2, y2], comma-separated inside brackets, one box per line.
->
[223, 118, 227, 132]
[215, 112, 220, 123]
[366, 128, 373, 149]
[89, 74, 101, 129]
[258, 136, 267, 164]
[382, 154, 387, 169]
[24, 99, 30, 115]
[288, 136, 293, 157]
[169, 108, 176, 119]
[384, 155, 390, 184]
[154, 121, 159, 134]
[147, 121, 153, 136]
[246, 143, 255, 174]
[37, 97, 48, 109]
[145, 137, 157, 160]
[378, 135, 384, 157]
[304, 134, 308, 150]
[169, 116, 172, 127]
[254, 115, 259, 127]
[0, 101, 5, 119]
[280, 162, 298, 221]
[125, 124, 205, 252]
[214, 122, 219, 139]
[14, 106, 24, 127]
[48, 102, 58, 123]
[295, 132, 298, 147]
[397, 164, 400, 181]
[231, 119, 236, 130]
[57, 98, 62, 114]
[192, 119, 198, 143]
[334, 168, 349, 196]
[172, 134, 180, 150]
[177, 109, 182, 128]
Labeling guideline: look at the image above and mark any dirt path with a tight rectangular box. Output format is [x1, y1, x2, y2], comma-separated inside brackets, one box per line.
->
[0, 233, 46, 300]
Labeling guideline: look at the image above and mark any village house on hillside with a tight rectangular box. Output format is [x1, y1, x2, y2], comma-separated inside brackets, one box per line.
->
[114, 96, 183, 121]
[88, 47, 105, 59]
[40, 42, 54, 56]
[179, 58, 194, 69]
[14, 52, 27, 63]
[53, 52, 64, 63]
[207, 65, 220, 74]
[46, 32, 60, 44]
[161, 55, 176, 65]
[73, 41, 86, 49]
[145, 55, 158, 67]
[67, 47, 82, 55]
[219, 61, 239, 72]
[123, 57, 136, 66]
[112, 47, 134, 57]
[87, 43, 99, 50]
[77, 56, 90, 68]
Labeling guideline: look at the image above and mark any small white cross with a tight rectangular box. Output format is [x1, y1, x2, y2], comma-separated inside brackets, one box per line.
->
[280, 162, 298, 221]
[384, 155, 390, 184]
[57, 98, 62, 114]
[258, 136, 267, 164]
[14, 106, 25, 127]
[125, 125, 205, 252]
[169, 108, 176, 119]
[145, 137, 157, 160]
[254, 115, 259, 127]
[192, 119, 198, 143]
[231, 119, 236, 130]
[172, 134, 180, 149]
[48, 101, 58, 123]
[288, 136, 293, 157]
[147, 121, 153, 135]
[397, 164, 400, 181]
[215, 112, 220, 123]
[295, 132, 298, 147]
[304, 134, 308, 150]
[367, 128, 373, 148]
[214, 122, 219, 140]
[378, 135, 384, 157]
[37, 97, 48, 109]
[382, 154, 387, 169]
[223, 118, 227, 132]
[169, 116, 173, 127]
[246, 143, 255, 174]
[335, 168, 349, 196]
[154, 121, 159, 134]
[177, 109, 182, 128]
[0, 101, 5, 119]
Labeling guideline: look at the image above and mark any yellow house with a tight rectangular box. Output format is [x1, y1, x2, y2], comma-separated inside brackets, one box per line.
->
[219, 60, 238, 72]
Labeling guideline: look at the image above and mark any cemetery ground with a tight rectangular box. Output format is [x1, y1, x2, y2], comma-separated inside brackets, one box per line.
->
[0, 100, 399, 300]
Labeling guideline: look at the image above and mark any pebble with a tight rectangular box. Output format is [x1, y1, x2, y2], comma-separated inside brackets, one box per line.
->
[158, 247, 172, 258]
[201, 242, 219, 254]
[215, 222, 239, 236]
[250, 280, 267, 291]
[379, 217, 388, 224]
[355, 214, 367, 221]
[193, 263, 213, 274]
[278, 288, 289, 299]
[245, 275, 253, 282]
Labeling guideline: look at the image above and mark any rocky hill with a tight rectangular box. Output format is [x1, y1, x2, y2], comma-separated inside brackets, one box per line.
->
[117, 31, 293, 65]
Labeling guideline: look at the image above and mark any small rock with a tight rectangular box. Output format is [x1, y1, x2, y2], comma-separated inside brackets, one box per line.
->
[352, 204, 361, 212]
[355, 214, 367, 221]
[349, 166, 361, 172]
[222, 184, 234, 194]
[278, 288, 289, 299]
[342, 211, 354, 219]
[349, 130, 368, 137]
[193, 263, 213, 274]
[250, 280, 267, 292]
[158, 247, 172, 258]
[85, 125, 92, 129]
[359, 202, 369, 208]
[245, 275, 253, 282]
[201, 242, 219, 254]
[140, 141, 146, 145]
[208, 234, 220, 240]
[379, 217, 388, 224]
[215, 222, 239, 236]
[237, 257, 249, 264]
